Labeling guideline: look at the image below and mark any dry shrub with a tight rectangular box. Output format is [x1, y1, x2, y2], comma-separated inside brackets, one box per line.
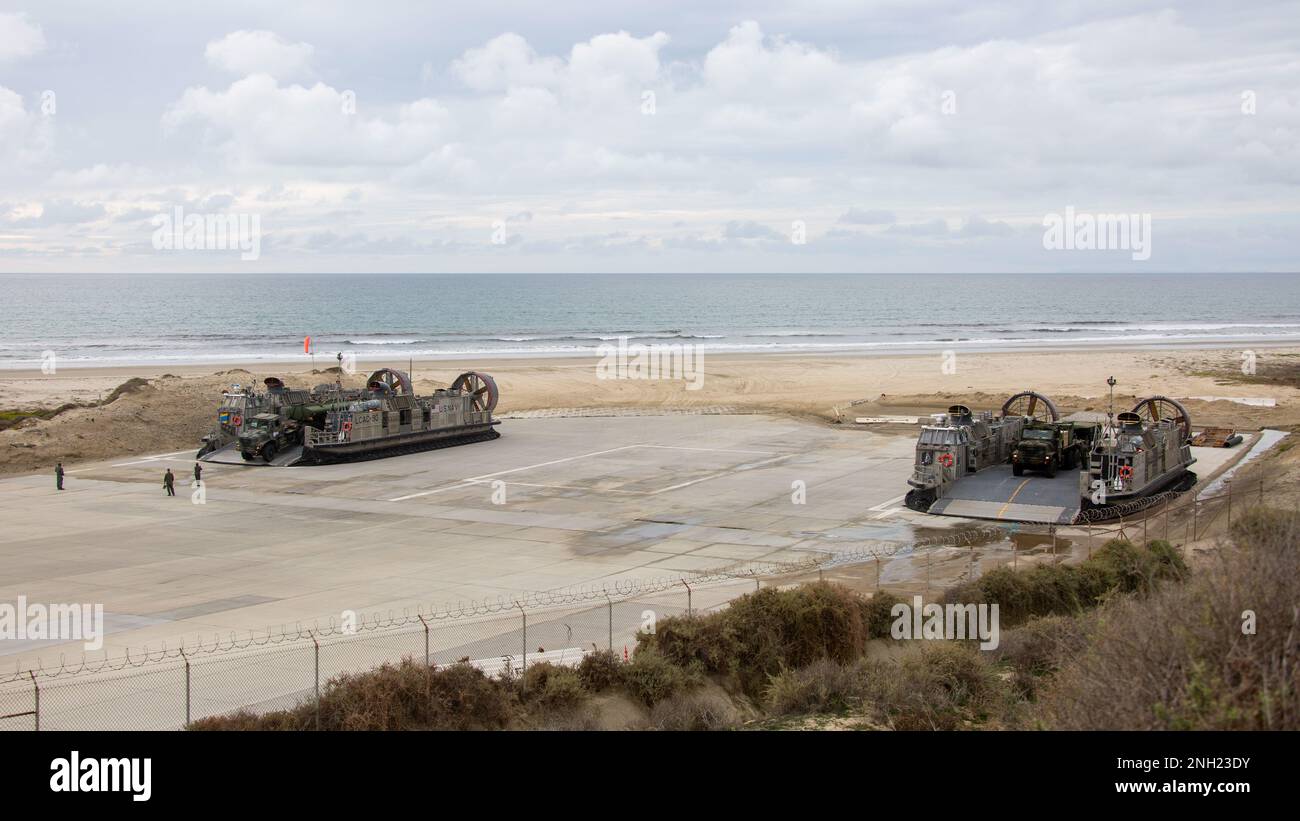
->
[190, 659, 520, 731]
[620, 647, 697, 707]
[1034, 508, 1300, 729]
[992, 614, 1089, 699]
[576, 649, 623, 692]
[650, 690, 740, 730]
[188, 708, 303, 731]
[873, 643, 1007, 730]
[763, 645, 1010, 729]
[949, 539, 1187, 627]
[522, 662, 588, 710]
[764, 658, 873, 715]
[639, 582, 885, 698]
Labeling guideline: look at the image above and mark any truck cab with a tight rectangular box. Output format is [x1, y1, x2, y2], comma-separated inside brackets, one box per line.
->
[238, 413, 301, 463]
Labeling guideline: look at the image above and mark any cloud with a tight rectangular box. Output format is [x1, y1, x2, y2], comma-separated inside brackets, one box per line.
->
[0, 86, 51, 168]
[4, 8, 1299, 272]
[6, 199, 106, 226]
[205, 30, 315, 80]
[838, 208, 896, 225]
[452, 30, 668, 98]
[164, 75, 447, 166]
[0, 13, 45, 62]
[723, 220, 783, 241]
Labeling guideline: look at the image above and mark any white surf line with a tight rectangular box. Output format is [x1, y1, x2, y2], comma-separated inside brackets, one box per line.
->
[110, 450, 197, 467]
[650, 454, 794, 495]
[387, 444, 643, 501]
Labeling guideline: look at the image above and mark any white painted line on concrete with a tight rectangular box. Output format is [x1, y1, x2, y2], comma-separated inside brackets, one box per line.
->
[868, 493, 909, 512]
[872, 507, 904, 519]
[651, 454, 794, 495]
[111, 450, 197, 467]
[387, 445, 642, 501]
[636, 444, 777, 455]
[387, 443, 791, 502]
[482, 480, 644, 495]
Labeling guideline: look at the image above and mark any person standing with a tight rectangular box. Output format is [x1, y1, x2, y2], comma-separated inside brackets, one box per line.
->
[193, 462, 203, 483]
[163, 468, 176, 497]
[55, 462, 64, 491]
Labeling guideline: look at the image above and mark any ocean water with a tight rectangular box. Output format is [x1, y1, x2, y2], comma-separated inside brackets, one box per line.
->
[1, 272, 1298, 368]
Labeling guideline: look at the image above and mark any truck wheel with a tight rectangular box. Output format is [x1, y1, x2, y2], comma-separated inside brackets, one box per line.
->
[263, 443, 277, 463]
[1046, 463, 1057, 478]
[240, 451, 254, 462]
[1012, 463, 1023, 477]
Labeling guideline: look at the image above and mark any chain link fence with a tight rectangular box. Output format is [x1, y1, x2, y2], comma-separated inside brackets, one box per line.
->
[0, 477, 1270, 730]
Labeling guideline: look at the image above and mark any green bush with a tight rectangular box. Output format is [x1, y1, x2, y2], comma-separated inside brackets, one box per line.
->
[576, 649, 623, 692]
[522, 662, 587, 710]
[959, 539, 1188, 628]
[621, 647, 697, 707]
[639, 582, 879, 698]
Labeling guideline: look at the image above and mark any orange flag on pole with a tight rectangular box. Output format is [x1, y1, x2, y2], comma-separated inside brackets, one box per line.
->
[304, 335, 311, 354]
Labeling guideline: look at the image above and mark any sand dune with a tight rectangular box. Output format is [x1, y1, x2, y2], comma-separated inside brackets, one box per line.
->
[2, 346, 1297, 476]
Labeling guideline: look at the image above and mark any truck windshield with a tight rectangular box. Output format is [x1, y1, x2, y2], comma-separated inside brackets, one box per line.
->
[1023, 430, 1054, 440]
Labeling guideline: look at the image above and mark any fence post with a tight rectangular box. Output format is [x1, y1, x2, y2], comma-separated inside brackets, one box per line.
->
[875, 556, 881, 591]
[1142, 513, 1148, 545]
[1192, 499, 1198, 541]
[1227, 485, 1232, 526]
[605, 593, 613, 650]
[1085, 521, 1092, 559]
[30, 671, 38, 732]
[181, 649, 190, 727]
[311, 631, 320, 731]
[517, 603, 527, 692]
[418, 615, 430, 668]
[681, 580, 692, 618]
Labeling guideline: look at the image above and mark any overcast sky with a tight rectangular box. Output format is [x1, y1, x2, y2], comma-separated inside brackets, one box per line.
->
[1, 1, 1297, 273]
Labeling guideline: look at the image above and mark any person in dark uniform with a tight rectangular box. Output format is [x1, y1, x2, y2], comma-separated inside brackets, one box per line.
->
[193, 462, 203, 483]
[163, 468, 176, 497]
[55, 462, 64, 491]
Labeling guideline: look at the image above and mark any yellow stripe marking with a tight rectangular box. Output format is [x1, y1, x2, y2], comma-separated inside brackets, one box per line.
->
[996, 478, 1032, 519]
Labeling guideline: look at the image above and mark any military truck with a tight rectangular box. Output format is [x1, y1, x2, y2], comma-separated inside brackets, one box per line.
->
[1011, 422, 1097, 478]
[238, 413, 303, 463]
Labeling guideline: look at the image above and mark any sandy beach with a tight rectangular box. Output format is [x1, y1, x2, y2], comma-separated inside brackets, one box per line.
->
[2, 345, 1298, 477]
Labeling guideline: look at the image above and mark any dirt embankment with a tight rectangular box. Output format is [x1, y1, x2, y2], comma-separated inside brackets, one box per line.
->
[3, 347, 1300, 476]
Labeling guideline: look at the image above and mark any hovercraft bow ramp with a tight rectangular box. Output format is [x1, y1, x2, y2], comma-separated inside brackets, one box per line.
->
[200, 442, 304, 467]
[926, 465, 1080, 524]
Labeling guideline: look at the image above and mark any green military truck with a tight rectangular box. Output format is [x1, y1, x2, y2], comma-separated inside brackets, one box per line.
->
[238, 413, 303, 463]
[1011, 421, 1097, 478]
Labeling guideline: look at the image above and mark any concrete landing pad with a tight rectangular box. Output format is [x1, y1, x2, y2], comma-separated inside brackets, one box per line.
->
[928, 466, 1082, 524]
[0, 414, 933, 669]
